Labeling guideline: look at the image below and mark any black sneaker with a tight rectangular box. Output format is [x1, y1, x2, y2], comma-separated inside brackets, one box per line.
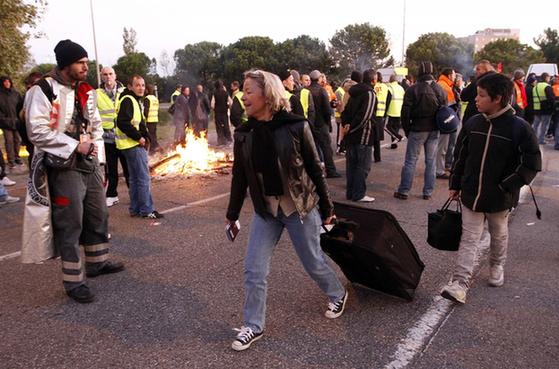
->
[86, 261, 125, 278]
[231, 326, 263, 351]
[66, 284, 95, 303]
[142, 211, 164, 219]
[326, 172, 342, 178]
[325, 290, 348, 319]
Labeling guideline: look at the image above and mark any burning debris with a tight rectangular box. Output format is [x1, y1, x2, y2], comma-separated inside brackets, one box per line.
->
[149, 129, 233, 179]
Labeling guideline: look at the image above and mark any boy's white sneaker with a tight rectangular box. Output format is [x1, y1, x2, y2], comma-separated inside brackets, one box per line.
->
[488, 265, 504, 287]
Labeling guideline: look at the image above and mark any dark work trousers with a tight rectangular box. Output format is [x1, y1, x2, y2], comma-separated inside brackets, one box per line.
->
[386, 116, 403, 144]
[104, 142, 129, 198]
[2, 129, 21, 165]
[48, 165, 110, 291]
[315, 124, 337, 175]
[345, 143, 372, 201]
[214, 111, 232, 145]
[147, 123, 160, 152]
[372, 117, 385, 162]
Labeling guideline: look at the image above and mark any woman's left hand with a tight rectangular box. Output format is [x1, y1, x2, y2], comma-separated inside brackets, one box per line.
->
[324, 214, 337, 225]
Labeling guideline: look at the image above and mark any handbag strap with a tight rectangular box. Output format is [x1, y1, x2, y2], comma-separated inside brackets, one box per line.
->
[441, 197, 461, 212]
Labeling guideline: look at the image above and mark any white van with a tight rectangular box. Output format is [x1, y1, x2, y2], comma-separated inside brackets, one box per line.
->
[527, 63, 558, 77]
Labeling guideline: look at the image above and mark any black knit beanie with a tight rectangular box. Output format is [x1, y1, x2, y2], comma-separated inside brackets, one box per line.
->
[54, 40, 88, 69]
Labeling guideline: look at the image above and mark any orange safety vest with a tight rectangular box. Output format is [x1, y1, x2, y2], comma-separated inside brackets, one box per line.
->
[437, 75, 456, 105]
[514, 82, 525, 109]
[553, 82, 559, 98]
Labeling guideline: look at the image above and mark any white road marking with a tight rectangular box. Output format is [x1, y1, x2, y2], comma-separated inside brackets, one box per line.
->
[383, 231, 490, 369]
[0, 251, 21, 262]
[160, 192, 231, 214]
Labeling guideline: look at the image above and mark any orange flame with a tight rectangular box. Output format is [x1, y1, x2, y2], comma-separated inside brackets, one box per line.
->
[151, 129, 231, 177]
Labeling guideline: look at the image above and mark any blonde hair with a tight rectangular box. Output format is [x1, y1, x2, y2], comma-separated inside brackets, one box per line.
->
[243, 69, 291, 114]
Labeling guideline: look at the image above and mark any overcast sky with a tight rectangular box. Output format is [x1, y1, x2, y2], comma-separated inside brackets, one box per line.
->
[28, 0, 558, 73]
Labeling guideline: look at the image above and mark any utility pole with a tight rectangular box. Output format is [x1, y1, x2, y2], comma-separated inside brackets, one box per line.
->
[401, 0, 406, 66]
[89, 0, 101, 87]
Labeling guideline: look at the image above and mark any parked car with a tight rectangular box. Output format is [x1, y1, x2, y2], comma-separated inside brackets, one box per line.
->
[527, 63, 558, 78]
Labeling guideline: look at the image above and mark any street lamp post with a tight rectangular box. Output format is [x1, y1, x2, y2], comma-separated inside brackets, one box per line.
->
[89, 0, 101, 87]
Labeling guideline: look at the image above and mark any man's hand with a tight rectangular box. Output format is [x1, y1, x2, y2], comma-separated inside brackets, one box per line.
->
[139, 137, 146, 147]
[76, 140, 98, 157]
[449, 190, 460, 200]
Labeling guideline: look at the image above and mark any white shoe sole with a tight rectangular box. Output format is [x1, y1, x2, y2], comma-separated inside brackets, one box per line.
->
[488, 277, 504, 287]
[441, 289, 466, 304]
[231, 333, 263, 351]
[325, 291, 348, 319]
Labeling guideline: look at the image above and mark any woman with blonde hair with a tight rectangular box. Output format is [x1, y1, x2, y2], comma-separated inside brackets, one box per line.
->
[226, 69, 347, 351]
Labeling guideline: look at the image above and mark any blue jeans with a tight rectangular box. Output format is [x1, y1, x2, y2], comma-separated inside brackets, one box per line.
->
[243, 208, 345, 333]
[533, 114, 552, 144]
[554, 119, 559, 150]
[397, 130, 439, 196]
[0, 181, 8, 200]
[121, 146, 154, 215]
[346, 143, 372, 201]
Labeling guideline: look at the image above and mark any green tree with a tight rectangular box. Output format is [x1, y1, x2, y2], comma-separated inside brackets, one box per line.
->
[476, 39, 544, 75]
[0, 0, 46, 78]
[174, 41, 223, 88]
[534, 28, 559, 64]
[274, 35, 331, 75]
[329, 23, 391, 78]
[113, 52, 151, 86]
[405, 33, 473, 76]
[30, 63, 56, 75]
[122, 27, 137, 55]
[221, 36, 277, 83]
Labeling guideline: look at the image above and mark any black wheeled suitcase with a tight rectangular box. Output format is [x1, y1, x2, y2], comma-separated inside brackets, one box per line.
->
[320, 201, 424, 301]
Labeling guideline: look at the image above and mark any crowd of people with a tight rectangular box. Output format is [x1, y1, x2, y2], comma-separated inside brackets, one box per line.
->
[0, 38, 554, 351]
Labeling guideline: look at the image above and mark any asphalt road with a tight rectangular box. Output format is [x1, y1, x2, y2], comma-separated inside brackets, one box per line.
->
[1, 130, 558, 369]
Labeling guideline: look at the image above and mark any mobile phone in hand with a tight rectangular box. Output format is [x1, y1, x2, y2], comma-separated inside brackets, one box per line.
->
[226, 220, 241, 242]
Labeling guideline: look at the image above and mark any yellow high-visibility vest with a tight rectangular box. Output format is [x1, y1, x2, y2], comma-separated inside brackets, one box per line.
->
[386, 81, 405, 118]
[335, 87, 345, 118]
[145, 94, 159, 123]
[300, 88, 310, 119]
[170, 90, 180, 104]
[533, 82, 550, 111]
[96, 87, 122, 130]
[374, 82, 388, 117]
[234, 91, 248, 124]
[115, 95, 142, 150]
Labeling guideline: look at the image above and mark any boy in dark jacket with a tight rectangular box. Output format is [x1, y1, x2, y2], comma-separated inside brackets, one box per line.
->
[441, 73, 541, 304]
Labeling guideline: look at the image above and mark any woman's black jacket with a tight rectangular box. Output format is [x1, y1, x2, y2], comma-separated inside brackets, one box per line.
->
[226, 110, 333, 221]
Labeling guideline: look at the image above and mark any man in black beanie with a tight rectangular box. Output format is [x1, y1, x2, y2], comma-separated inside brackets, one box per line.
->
[24, 39, 124, 303]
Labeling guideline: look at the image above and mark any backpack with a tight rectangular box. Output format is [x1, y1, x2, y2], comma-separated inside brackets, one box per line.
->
[411, 81, 440, 119]
[435, 105, 460, 133]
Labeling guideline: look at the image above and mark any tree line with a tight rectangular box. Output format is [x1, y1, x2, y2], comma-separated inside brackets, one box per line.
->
[2, 1, 558, 100]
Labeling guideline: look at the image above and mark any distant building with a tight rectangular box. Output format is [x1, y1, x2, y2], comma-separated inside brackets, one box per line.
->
[460, 28, 520, 53]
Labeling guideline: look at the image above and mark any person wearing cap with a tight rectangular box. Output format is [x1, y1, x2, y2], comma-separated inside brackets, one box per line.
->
[308, 70, 341, 178]
[24, 39, 124, 303]
[511, 69, 527, 118]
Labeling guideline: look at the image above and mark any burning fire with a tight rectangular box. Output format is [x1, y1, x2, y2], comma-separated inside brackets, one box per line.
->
[150, 129, 233, 177]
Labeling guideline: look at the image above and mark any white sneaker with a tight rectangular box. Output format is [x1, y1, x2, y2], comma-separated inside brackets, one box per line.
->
[441, 280, 467, 304]
[488, 265, 504, 287]
[325, 290, 348, 319]
[0, 195, 20, 205]
[106, 196, 119, 207]
[0, 176, 16, 186]
[231, 326, 263, 351]
[357, 195, 375, 202]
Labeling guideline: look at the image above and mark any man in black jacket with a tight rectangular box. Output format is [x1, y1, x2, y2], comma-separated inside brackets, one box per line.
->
[441, 73, 541, 304]
[341, 69, 376, 202]
[308, 70, 340, 178]
[394, 61, 447, 200]
[460, 60, 495, 124]
[0, 76, 24, 168]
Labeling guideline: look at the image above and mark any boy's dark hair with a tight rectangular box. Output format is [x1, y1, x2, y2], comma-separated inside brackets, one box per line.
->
[477, 73, 513, 108]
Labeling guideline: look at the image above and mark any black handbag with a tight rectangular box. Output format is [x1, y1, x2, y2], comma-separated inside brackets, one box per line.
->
[427, 197, 462, 251]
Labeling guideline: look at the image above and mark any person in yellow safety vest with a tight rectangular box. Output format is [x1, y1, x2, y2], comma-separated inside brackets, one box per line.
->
[386, 74, 405, 149]
[532, 72, 556, 145]
[170, 86, 181, 104]
[290, 70, 316, 129]
[97, 66, 128, 208]
[143, 84, 160, 153]
[372, 73, 388, 162]
[230, 80, 248, 127]
[278, 70, 305, 116]
[552, 76, 559, 149]
[115, 74, 163, 219]
[334, 82, 345, 151]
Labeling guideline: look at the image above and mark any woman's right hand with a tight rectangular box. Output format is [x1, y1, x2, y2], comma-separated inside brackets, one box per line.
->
[449, 190, 460, 200]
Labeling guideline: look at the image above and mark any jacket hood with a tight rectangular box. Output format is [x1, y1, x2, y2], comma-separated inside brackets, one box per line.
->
[0, 76, 13, 91]
[348, 82, 373, 97]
